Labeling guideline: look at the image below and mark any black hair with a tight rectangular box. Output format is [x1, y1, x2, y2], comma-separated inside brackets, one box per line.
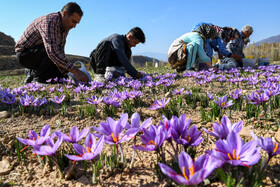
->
[128, 27, 145, 43]
[61, 2, 83, 17]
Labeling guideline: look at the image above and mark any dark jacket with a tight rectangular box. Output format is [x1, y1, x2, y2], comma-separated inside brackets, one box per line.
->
[90, 34, 138, 77]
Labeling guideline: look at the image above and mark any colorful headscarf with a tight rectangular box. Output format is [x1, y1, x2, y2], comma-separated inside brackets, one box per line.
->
[193, 24, 218, 40]
[212, 25, 240, 43]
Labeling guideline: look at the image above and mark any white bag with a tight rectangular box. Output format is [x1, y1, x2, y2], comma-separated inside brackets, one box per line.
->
[68, 61, 92, 84]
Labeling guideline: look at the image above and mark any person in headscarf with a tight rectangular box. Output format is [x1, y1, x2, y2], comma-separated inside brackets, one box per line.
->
[168, 24, 218, 72]
[192, 23, 241, 61]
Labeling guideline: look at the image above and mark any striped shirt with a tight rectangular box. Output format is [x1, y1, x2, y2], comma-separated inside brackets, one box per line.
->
[15, 12, 74, 74]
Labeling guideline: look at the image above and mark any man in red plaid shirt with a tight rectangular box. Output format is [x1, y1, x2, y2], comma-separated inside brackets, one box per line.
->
[15, 2, 89, 84]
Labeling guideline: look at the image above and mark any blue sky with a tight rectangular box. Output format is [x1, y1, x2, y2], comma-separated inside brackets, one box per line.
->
[1, 0, 279, 60]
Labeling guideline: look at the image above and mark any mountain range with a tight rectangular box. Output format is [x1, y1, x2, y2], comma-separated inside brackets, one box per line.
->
[254, 34, 280, 46]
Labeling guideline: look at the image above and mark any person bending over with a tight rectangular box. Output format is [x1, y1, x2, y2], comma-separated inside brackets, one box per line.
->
[90, 27, 145, 82]
[15, 2, 89, 84]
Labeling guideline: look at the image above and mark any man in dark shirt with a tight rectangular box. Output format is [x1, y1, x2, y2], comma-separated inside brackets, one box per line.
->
[90, 27, 145, 82]
[15, 2, 89, 84]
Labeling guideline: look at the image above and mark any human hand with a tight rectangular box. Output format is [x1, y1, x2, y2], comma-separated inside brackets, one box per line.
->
[70, 67, 89, 82]
[135, 72, 143, 79]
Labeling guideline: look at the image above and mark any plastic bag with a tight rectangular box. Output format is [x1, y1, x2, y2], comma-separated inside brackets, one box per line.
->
[68, 61, 92, 84]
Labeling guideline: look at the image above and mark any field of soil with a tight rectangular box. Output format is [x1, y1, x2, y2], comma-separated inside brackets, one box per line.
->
[1, 67, 280, 186]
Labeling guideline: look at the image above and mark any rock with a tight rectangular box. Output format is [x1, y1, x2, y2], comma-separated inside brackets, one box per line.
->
[2, 136, 9, 144]
[165, 91, 172, 98]
[0, 111, 9, 119]
[275, 129, 280, 142]
[42, 163, 51, 175]
[0, 159, 12, 176]
[239, 126, 251, 138]
[65, 165, 76, 180]
[77, 175, 90, 185]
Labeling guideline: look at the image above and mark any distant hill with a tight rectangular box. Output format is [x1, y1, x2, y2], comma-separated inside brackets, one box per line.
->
[0, 32, 15, 46]
[255, 34, 280, 46]
[132, 55, 167, 68]
[135, 52, 167, 61]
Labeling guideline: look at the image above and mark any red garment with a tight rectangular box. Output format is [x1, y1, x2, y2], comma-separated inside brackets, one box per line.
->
[15, 12, 74, 75]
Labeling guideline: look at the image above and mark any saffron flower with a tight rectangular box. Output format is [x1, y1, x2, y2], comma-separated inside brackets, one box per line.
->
[149, 97, 170, 110]
[54, 126, 90, 143]
[124, 112, 153, 132]
[214, 95, 233, 108]
[203, 116, 243, 139]
[207, 92, 214, 100]
[170, 114, 203, 146]
[50, 95, 65, 104]
[17, 124, 51, 147]
[132, 125, 167, 152]
[33, 136, 63, 157]
[172, 88, 185, 95]
[229, 89, 242, 100]
[158, 151, 220, 185]
[250, 132, 280, 162]
[65, 134, 105, 161]
[213, 131, 261, 166]
[92, 113, 139, 145]
[87, 95, 103, 105]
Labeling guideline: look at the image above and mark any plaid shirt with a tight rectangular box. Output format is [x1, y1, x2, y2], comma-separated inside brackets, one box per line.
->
[15, 12, 74, 74]
[226, 31, 245, 58]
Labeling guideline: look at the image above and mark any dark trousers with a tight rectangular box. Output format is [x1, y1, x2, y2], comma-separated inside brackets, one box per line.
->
[90, 41, 121, 74]
[16, 45, 67, 83]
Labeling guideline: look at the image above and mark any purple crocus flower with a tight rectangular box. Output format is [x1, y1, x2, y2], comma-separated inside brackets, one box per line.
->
[17, 124, 51, 147]
[20, 94, 34, 106]
[54, 126, 90, 143]
[250, 132, 280, 162]
[247, 92, 269, 105]
[50, 95, 65, 104]
[207, 92, 214, 100]
[124, 112, 153, 132]
[0, 92, 16, 104]
[158, 151, 220, 185]
[92, 113, 139, 145]
[149, 97, 170, 110]
[56, 85, 63, 93]
[172, 88, 185, 95]
[203, 116, 243, 139]
[132, 125, 167, 152]
[185, 90, 192, 96]
[170, 114, 203, 146]
[49, 87, 55, 93]
[87, 95, 103, 105]
[229, 89, 242, 100]
[214, 95, 233, 108]
[33, 137, 63, 157]
[213, 131, 261, 166]
[65, 134, 105, 162]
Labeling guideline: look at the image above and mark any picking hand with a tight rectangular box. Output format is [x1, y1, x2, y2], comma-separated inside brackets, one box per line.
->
[70, 67, 89, 82]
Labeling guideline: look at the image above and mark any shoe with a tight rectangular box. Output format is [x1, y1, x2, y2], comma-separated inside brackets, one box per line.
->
[24, 69, 34, 84]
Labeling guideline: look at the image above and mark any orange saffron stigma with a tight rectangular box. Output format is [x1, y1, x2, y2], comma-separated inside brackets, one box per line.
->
[182, 167, 189, 181]
[221, 102, 226, 107]
[20, 146, 28, 152]
[148, 140, 155, 145]
[188, 164, 195, 177]
[228, 149, 239, 160]
[111, 133, 118, 143]
[274, 142, 279, 153]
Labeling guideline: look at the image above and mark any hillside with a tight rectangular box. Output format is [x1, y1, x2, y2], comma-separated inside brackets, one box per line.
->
[255, 34, 280, 46]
